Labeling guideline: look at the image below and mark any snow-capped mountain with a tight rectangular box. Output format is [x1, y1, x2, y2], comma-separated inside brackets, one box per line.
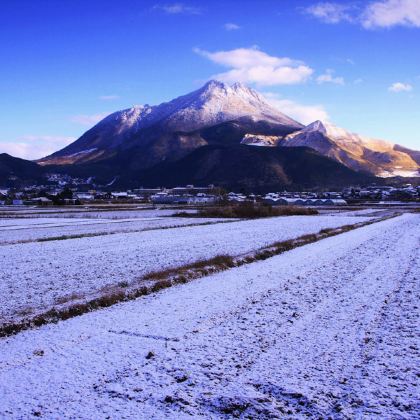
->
[39, 80, 302, 165]
[152, 80, 302, 131]
[37, 80, 419, 179]
[240, 120, 419, 177]
[281, 121, 419, 177]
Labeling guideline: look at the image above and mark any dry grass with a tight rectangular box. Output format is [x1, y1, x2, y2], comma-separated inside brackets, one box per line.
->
[298, 233, 318, 242]
[272, 239, 296, 252]
[319, 227, 336, 235]
[54, 292, 85, 305]
[151, 280, 172, 293]
[175, 203, 318, 219]
[37, 234, 94, 242]
[144, 255, 235, 281]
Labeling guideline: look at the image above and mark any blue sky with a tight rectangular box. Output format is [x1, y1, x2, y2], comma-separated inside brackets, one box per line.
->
[1, 0, 419, 158]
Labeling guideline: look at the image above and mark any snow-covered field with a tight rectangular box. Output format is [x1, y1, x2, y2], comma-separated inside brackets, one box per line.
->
[325, 208, 384, 217]
[0, 216, 225, 245]
[0, 213, 418, 418]
[0, 207, 194, 219]
[0, 214, 372, 324]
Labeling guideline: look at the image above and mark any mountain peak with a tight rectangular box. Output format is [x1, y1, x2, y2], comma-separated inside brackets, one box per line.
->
[202, 79, 251, 90]
[157, 80, 302, 131]
[305, 120, 353, 139]
[200, 80, 262, 100]
[306, 120, 327, 132]
[283, 119, 419, 177]
[202, 79, 228, 90]
[232, 81, 247, 89]
[40, 81, 303, 164]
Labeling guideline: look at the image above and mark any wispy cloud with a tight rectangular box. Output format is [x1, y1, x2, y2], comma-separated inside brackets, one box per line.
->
[303, 2, 354, 24]
[263, 92, 330, 124]
[224, 22, 240, 31]
[316, 69, 345, 85]
[194, 46, 313, 86]
[0, 135, 75, 160]
[153, 3, 201, 15]
[99, 95, 119, 101]
[70, 113, 109, 126]
[388, 82, 413, 92]
[362, 0, 420, 28]
[303, 0, 420, 29]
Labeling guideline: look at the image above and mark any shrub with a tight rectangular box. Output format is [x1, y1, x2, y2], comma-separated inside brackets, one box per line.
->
[151, 280, 172, 292]
[255, 250, 275, 260]
[195, 203, 318, 219]
[174, 275, 188, 284]
[299, 233, 318, 242]
[172, 211, 192, 217]
[132, 286, 149, 298]
[340, 224, 354, 232]
[94, 290, 126, 308]
[59, 304, 88, 320]
[319, 228, 335, 235]
[273, 239, 295, 252]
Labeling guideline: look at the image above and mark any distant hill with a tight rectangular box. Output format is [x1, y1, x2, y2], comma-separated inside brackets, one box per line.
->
[116, 145, 375, 192]
[393, 144, 420, 166]
[0, 153, 45, 187]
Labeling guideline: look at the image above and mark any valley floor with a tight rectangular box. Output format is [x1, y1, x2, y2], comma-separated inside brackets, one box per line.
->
[0, 213, 418, 418]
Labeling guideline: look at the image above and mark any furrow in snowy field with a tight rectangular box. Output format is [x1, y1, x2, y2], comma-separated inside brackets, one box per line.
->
[0, 214, 417, 419]
[0, 215, 371, 323]
[0, 208, 190, 221]
[0, 217, 226, 245]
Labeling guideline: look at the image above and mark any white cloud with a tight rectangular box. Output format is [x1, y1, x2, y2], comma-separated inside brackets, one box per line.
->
[99, 95, 119, 101]
[70, 113, 109, 126]
[263, 92, 330, 125]
[388, 82, 413, 92]
[353, 78, 363, 84]
[194, 46, 313, 86]
[0, 136, 75, 160]
[316, 69, 345, 85]
[224, 23, 240, 31]
[153, 3, 201, 15]
[304, 0, 420, 29]
[303, 2, 354, 24]
[362, 0, 420, 28]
